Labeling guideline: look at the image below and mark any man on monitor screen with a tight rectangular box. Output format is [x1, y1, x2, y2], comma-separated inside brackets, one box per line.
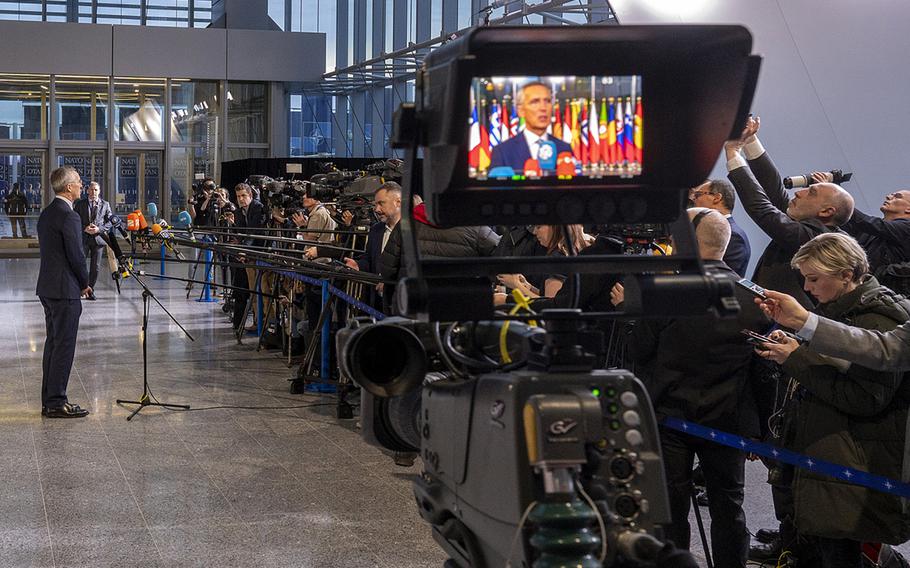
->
[489, 82, 573, 175]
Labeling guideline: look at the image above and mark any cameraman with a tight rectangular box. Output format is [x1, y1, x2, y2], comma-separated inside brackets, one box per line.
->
[187, 178, 216, 227]
[290, 189, 338, 358]
[842, 188, 910, 292]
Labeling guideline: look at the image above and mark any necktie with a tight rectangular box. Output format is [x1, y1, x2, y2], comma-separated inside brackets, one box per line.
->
[90, 202, 97, 222]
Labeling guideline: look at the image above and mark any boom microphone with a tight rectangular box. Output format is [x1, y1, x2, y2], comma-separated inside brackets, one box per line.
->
[151, 223, 185, 260]
[177, 210, 195, 241]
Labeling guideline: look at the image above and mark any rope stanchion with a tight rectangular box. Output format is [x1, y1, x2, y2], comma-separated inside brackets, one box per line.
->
[661, 416, 910, 499]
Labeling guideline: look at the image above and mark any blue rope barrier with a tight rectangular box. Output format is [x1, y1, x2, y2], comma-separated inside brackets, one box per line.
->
[661, 416, 910, 499]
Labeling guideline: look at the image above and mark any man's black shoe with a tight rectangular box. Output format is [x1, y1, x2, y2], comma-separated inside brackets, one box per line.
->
[41, 406, 48, 416]
[44, 403, 90, 418]
[755, 528, 780, 544]
[696, 489, 709, 507]
[749, 537, 782, 562]
[393, 451, 418, 467]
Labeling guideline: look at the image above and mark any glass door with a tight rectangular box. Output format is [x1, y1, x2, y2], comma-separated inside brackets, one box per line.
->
[57, 151, 106, 202]
[114, 151, 162, 218]
[0, 150, 45, 239]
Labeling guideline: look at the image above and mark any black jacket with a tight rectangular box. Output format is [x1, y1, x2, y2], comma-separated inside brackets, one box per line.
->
[74, 197, 113, 248]
[36, 198, 89, 299]
[728, 151, 840, 309]
[843, 208, 910, 273]
[781, 276, 910, 543]
[380, 221, 500, 314]
[235, 200, 268, 247]
[628, 261, 769, 437]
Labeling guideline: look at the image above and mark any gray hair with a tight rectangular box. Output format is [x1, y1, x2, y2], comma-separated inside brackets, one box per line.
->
[688, 207, 731, 259]
[376, 181, 401, 197]
[707, 179, 736, 211]
[791, 232, 868, 282]
[516, 81, 552, 107]
[50, 166, 79, 194]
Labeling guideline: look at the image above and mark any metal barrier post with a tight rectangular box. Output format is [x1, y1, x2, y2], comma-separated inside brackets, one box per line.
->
[320, 279, 330, 381]
[159, 244, 166, 279]
[196, 249, 218, 303]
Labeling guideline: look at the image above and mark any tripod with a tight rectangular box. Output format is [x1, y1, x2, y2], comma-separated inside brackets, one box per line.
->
[116, 264, 194, 421]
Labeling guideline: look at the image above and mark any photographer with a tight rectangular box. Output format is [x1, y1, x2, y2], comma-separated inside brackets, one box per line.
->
[611, 208, 768, 567]
[187, 178, 217, 227]
[755, 233, 910, 565]
[842, 188, 910, 293]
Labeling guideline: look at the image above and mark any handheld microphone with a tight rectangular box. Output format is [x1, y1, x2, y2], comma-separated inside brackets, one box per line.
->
[537, 139, 557, 172]
[556, 152, 575, 178]
[523, 159, 542, 179]
[147, 202, 158, 222]
[151, 223, 185, 260]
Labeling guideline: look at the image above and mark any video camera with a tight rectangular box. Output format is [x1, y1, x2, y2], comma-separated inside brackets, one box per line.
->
[338, 25, 761, 568]
[188, 178, 216, 206]
[303, 161, 401, 224]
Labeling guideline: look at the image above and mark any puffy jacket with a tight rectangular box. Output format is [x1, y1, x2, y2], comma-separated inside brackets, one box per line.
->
[380, 213, 500, 314]
[781, 275, 910, 543]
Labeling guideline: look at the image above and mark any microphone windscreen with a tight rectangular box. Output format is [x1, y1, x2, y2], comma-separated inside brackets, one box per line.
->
[538, 140, 557, 171]
[150, 223, 163, 236]
[487, 166, 515, 178]
[135, 210, 148, 230]
[147, 202, 158, 219]
[556, 152, 576, 177]
[523, 159, 542, 178]
[177, 210, 192, 227]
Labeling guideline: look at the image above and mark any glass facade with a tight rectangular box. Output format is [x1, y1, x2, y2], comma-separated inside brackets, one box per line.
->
[114, 77, 166, 142]
[0, 74, 48, 140]
[55, 76, 109, 141]
[0, 0, 211, 25]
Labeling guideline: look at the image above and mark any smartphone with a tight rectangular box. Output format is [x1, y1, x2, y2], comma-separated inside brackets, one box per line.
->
[740, 329, 781, 345]
[736, 278, 768, 300]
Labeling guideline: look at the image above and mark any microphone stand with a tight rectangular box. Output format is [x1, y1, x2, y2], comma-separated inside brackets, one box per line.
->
[116, 263, 193, 420]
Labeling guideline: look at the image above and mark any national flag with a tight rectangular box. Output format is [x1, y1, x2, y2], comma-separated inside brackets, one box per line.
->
[599, 98, 609, 165]
[553, 100, 562, 142]
[634, 96, 643, 164]
[509, 101, 520, 138]
[489, 100, 502, 148]
[623, 97, 634, 163]
[561, 101, 573, 147]
[606, 98, 617, 166]
[580, 102, 590, 166]
[571, 100, 581, 162]
[469, 105, 481, 170]
[588, 100, 600, 165]
[614, 97, 625, 163]
[500, 101, 511, 142]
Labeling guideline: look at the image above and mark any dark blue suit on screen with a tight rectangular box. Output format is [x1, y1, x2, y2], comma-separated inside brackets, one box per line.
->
[36, 197, 89, 409]
[489, 134, 573, 172]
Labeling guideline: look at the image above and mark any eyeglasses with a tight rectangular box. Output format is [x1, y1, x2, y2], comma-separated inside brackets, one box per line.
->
[689, 190, 715, 199]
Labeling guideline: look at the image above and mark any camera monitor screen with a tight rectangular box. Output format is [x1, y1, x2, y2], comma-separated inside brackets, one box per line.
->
[468, 75, 642, 182]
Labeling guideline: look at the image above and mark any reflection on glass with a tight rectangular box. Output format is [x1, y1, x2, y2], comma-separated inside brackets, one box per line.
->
[0, 153, 45, 229]
[227, 82, 268, 144]
[0, 73, 49, 140]
[55, 76, 109, 141]
[114, 77, 167, 142]
[115, 152, 162, 215]
[171, 79, 219, 145]
[57, 152, 106, 195]
[225, 147, 269, 162]
[169, 146, 214, 222]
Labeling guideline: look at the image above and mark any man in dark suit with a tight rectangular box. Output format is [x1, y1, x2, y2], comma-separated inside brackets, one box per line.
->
[689, 179, 751, 276]
[489, 82, 574, 173]
[615, 208, 768, 567]
[229, 183, 268, 331]
[343, 182, 402, 310]
[36, 166, 92, 418]
[74, 181, 113, 299]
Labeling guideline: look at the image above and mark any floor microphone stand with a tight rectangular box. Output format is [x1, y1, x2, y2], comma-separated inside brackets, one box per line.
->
[116, 263, 193, 420]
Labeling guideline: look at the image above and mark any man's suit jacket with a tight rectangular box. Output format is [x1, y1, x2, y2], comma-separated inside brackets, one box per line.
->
[489, 134, 574, 171]
[723, 216, 751, 277]
[810, 317, 910, 372]
[74, 198, 113, 248]
[36, 198, 89, 299]
[356, 221, 389, 275]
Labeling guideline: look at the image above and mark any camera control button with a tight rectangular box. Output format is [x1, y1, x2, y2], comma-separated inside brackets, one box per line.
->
[625, 429, 643, 447]
[620, 392, 638, 408]
[622, 410, 641, 427]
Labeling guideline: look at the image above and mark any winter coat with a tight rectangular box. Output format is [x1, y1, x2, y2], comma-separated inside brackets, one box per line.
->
[781, 275, 910, 544]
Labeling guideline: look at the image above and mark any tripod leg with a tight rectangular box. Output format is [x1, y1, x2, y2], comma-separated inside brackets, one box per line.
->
[691, 487, 714, 568]
[257, 273, 281, 353]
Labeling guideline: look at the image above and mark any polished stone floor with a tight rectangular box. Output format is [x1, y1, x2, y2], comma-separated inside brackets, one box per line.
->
[3, 257, 907, 567]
